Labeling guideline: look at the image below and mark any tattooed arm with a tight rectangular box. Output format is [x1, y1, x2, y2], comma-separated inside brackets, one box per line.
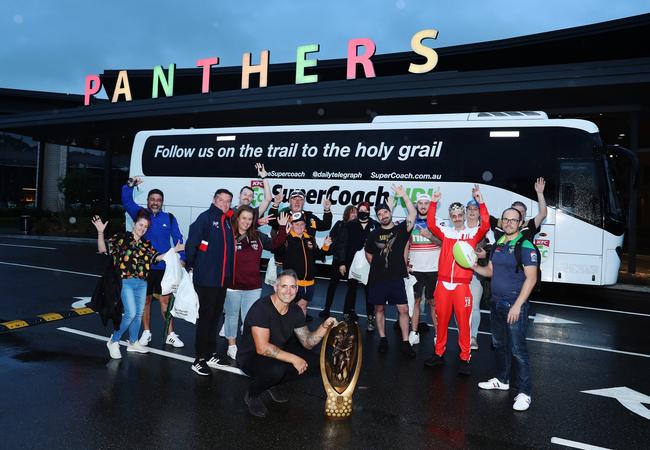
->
[294, 317, 338, 350]
[252, 326, 308, 374]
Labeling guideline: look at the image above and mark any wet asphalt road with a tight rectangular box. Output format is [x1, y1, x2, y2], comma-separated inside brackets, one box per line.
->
[1, 236, 649, 450]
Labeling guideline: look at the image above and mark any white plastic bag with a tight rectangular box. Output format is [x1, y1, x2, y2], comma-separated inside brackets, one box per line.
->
[171, 270, 199, 324]
[349, 249, 370, 285]
[405, 275, 418, 317]
[264, 255, 277, 286]
[160, 250, 183, 295]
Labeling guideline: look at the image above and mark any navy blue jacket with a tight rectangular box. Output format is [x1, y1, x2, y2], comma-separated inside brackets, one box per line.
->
[186, 204, 236, 288]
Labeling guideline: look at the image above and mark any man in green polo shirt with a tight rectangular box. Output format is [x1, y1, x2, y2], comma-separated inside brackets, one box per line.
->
[473, 207, 538, 412]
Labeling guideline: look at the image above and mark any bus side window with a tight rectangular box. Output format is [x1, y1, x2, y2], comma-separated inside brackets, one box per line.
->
[559, 159, 602, 226]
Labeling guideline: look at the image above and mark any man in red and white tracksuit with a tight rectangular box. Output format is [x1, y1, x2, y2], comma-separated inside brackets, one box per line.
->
[425, 185, 489, 375]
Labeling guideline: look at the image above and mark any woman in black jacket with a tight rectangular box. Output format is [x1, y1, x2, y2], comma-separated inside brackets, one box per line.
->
[332, 202, 379, 329]
[320, 205, 357, 318]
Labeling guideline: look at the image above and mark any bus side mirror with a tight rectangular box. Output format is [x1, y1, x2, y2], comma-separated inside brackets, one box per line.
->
[561, 183, 575, 209]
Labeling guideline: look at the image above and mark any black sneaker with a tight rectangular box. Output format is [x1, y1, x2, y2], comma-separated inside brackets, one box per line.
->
[400, 341, 416, 359]
[378, 337, 388, 353]
[267, 385, 289, 403]
[318, 308, 330, 318]
[206, 353, 226, 369]
[191, 359, 210, 376]
[305, 314, 314, 323]
[424, 354, 445, 368]
[244, 391, 268, 417]
[458, 360, 471, 376]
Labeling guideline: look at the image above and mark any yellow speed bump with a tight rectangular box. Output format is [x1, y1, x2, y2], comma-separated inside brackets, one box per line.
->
[1, 320, 30, 330]
[38, 313, 64, 322]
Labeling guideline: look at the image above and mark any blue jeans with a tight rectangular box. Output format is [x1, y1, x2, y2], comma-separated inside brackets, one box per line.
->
[112, 278, 147, 343]
[490, 299, 531, 395]
[223, 288, 262, 339]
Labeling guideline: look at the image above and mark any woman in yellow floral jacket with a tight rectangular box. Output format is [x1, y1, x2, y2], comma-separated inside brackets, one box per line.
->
[92, 210, 184, 359]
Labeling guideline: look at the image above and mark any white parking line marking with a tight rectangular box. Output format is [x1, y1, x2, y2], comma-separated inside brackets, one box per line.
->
[58, 326, 246, 376]
[308, 307, 650, 358]
[0, 261, 100, 277]
[550, 437, 611, 449]
[0, 243, 56, 250]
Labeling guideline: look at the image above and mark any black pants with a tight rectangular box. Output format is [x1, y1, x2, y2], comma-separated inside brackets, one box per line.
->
[344, 277, 373, 316]
[241, 354, 300, 397]
[194, 284, 228, 360]
[324, 264, 344, 311]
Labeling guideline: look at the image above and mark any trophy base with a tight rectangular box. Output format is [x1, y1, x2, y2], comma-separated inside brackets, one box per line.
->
[325, 388, 353, 418]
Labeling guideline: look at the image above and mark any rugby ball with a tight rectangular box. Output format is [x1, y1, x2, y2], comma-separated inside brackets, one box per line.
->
[453, 241, 477, 269]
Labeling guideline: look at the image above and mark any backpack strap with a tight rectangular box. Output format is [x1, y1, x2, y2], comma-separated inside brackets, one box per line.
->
[514, 239, 524, 273]
[168, 212, 175, 228]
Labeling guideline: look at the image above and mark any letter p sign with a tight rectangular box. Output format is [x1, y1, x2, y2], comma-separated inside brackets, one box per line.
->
[84, 75, 102, 106]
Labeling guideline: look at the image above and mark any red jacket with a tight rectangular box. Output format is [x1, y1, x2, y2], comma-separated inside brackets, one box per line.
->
[427, 202, 489, 284]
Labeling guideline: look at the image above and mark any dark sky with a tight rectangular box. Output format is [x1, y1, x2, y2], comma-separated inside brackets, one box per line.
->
[1, 0, 649, 95]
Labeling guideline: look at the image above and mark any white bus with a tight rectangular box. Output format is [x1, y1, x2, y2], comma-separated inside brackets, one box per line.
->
[128, 111, 628, 286]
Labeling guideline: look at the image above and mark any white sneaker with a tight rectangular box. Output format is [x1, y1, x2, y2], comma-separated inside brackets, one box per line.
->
[470, 337, 479, 350]
[227, 345, 237, 360]
[139, 330, 152, 346]
[126, 341, 150, 354]
[478, 378, 510, 390]
[513, 393, 531, 411]
[106, 336, 122, 359]
[165, 332, 185, 348]
[408, 331, 420, 345]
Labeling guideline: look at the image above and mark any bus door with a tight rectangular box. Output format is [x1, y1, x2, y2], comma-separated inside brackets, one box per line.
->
[554, 158, 603, 284]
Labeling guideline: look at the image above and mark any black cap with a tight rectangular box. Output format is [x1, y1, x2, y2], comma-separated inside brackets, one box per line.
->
[289, 189, 306, 199]
[290, 212, 306, 223]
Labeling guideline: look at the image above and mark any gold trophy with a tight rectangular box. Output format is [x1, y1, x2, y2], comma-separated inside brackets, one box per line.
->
[320, 320, 362, 418]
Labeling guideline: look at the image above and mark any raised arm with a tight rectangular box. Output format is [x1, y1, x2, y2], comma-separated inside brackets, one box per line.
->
[268, 191, 283, 230]
[255, 163, 273, 215]
[426, 189, 445, 241]
[470, 184, 490, 245]
[314, 197, 333, 231]
[121, 177, 144, 221]
[533, 177, 547, 229]
[272, 213, 290, 250]
[91, 216, 108, 254]
[393, 184, 416, 231]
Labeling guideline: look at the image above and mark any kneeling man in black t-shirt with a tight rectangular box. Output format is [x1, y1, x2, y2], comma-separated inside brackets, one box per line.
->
[237, 269, 337, 417]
